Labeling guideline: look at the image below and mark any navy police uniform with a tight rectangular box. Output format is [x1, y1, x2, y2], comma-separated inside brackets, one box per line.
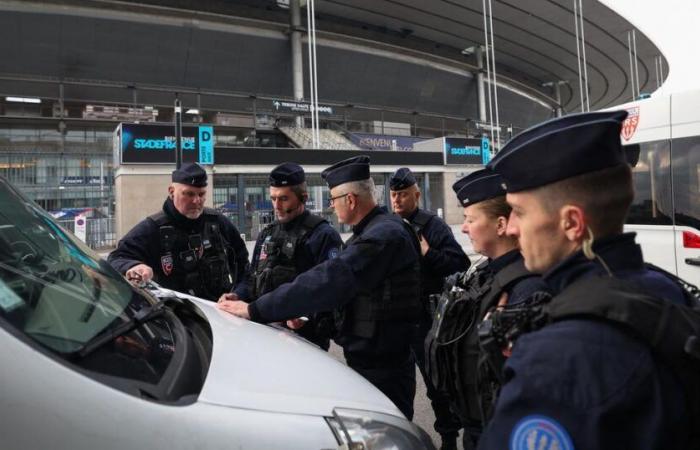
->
[236, 162, 343, 350]
[449, 169, 546, 449]
[478, 111, 691, 449]
[391, 167, 469, 445]
[246, 156, 422, 419]
[109, 163, 249, 301]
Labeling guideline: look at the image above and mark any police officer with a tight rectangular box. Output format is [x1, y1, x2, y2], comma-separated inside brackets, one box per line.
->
[220, 162, 343, 350]
[477, 111, 691, 449]
[390, 167, 468, 449]
[444, 169, 545, 449]
[218, 155, 422, 420]
[109, 163, 249, 301]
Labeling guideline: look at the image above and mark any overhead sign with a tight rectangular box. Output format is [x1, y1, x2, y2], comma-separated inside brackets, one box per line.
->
[117, 123, 215, 164]
[444, 137, 491, 165]
[272, 99, 334, 115]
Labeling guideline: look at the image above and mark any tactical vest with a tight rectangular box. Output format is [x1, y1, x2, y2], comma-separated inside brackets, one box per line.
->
[407, 209, 444, 299]
[425, 257, 536, 427]
[251, 213, 326, 300]
[335, 214, 423, 339]
[479, 266, 700, 448]
[148, 208, 235, 301]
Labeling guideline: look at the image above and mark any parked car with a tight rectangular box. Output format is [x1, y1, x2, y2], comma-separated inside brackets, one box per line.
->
[0, 176, 434, 450]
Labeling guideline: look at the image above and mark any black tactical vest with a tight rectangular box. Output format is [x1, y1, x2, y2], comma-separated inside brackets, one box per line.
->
[148, 208, 235, 301]
[425, 257, 535, 427]
[335, 213, 423, 339]
[251, 213, 325, 300]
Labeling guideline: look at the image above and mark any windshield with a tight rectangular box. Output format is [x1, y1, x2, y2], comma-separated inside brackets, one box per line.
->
[0, 177, 150, 353]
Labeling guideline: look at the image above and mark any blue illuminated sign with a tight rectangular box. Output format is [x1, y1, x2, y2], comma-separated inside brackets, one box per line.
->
[119, 123, 215, 164]
[444, 138, 488, 165]
[198, 126, 214, 164]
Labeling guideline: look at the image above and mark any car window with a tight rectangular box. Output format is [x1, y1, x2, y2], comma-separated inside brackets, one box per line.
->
[626, 140, 674, 225]
[0, 178, 140, 353]
[671, 136, 700, 230]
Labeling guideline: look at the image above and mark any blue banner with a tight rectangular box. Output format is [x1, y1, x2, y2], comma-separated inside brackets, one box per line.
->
[346, 133, 427, 152]
[198, 126, 214, 164]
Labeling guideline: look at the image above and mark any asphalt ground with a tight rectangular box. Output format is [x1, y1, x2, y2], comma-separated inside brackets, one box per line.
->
[327, 342, 464, 450]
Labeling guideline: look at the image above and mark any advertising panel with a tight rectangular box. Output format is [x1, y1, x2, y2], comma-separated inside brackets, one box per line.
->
[443, 137, 491, 165]
[118, 123, 215, 164]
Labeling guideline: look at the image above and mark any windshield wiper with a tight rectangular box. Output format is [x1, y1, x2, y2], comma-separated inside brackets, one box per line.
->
[72, 301, 167, 359]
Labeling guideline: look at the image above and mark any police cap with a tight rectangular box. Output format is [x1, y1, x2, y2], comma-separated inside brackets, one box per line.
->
[487, 110, 628, 192]
[269, 162, 305, 187]
[321, 155, 370, 189]
[452, 169, 506, 207]
[172, 162, 207, 187]
[389, 167, 416, 191]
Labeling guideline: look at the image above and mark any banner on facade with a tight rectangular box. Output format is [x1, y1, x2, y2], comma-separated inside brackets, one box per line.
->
[347, 133, 427, 151]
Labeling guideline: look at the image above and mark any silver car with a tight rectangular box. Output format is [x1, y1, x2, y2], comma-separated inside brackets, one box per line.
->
[0, 177, 434, 450]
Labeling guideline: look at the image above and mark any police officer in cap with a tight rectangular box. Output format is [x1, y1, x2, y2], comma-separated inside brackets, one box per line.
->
[477, 111, 692, 449]
[390, 167, 468, 449]
[219, 155, 422, 420]
[439, 169, 545, 449]
[220, 162, 343, 350]
[109, 162, 249, 301]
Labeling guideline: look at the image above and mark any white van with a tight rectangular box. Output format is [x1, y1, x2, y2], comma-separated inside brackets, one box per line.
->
[612, 90, 700, 284]
[0, 177, 434, 450]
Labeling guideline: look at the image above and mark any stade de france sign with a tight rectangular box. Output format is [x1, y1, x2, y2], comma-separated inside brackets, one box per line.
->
[114, 123, 215, 165]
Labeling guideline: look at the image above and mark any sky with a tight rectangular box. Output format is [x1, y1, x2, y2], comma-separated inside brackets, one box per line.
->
[601, 0, 700, 95]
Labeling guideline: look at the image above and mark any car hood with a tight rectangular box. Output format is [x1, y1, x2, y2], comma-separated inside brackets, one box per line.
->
[177, 294, 403, 418]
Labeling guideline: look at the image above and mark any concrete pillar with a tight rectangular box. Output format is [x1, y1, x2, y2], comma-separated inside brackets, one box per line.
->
[290, 0, 305, 128]
[553, 82, 563, 117]
[476, 46, 487, 123]
[442, 171, 462, 225]
[114, 166, 214, 240]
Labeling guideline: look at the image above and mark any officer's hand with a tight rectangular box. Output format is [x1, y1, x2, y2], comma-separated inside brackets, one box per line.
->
[419, 235, 430, 256]
[126, 264, 153, 285]
[286, 317, 308, 329]
[218, 292, 239, 303]
[217, 300, 251, 320]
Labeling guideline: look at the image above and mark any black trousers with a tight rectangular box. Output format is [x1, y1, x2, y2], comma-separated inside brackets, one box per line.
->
[411, 316, 462, 438]
[347, 354, 417, 419]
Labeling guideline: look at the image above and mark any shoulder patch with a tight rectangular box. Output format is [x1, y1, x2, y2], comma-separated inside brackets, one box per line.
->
[328, 247, 339, 259]
[510, 415, 574, 450]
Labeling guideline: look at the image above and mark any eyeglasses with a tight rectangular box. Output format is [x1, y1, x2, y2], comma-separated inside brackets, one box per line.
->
[328, 193, 349, 207]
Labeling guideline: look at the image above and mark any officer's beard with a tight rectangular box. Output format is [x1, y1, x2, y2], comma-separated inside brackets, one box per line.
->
[276, 203, 304, 223]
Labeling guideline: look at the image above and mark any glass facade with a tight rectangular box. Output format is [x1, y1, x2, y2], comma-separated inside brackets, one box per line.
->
[0, 124, 114, 214]
[213, 171, 444, 239]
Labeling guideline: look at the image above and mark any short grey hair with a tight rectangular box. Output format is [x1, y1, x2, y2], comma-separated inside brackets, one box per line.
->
[337, 178, 376, 202]
[289, 181, 308, 202]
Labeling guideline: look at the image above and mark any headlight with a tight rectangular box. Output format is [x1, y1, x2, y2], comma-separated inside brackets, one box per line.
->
[326, 408, 436, 450]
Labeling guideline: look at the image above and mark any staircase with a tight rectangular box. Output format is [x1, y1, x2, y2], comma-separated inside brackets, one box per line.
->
[279, 126, 361, 150]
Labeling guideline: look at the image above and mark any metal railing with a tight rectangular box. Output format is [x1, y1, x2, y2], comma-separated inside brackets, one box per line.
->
[56, 217, 116, 250]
